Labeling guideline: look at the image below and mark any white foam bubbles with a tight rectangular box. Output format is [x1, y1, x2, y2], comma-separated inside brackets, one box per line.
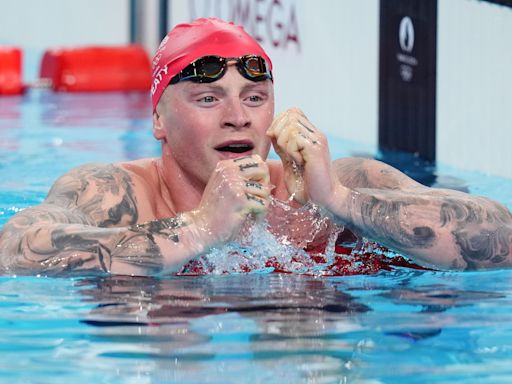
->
[190, 198, 344, 275]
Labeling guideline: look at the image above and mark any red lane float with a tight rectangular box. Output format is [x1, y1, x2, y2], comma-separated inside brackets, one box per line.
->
[40, 45, 151, 92]
[0, 46, 23, 95]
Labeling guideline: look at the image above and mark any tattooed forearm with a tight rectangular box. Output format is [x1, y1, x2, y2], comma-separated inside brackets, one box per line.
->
[110, 215, 193, 272]
[347, 191, 437, 250]
[339, 185, 512, 270]
[130, 215, 189, 244]
[2, 223, 103, 275]
[110, 230, 164, 275]
[440, 199, 512, 269]
[332, 158, 512, 270]
[0, 163, 200, 276]
[1, 211, 196, 276]
[25, 227, 113, 273]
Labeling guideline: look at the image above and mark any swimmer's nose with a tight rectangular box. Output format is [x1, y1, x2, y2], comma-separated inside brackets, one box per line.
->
[221, 101, 250, 130]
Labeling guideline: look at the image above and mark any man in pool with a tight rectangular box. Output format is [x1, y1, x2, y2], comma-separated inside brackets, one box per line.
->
[1, 18, 511, 275]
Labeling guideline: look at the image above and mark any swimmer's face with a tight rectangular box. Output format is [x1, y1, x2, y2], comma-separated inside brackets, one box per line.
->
[153, 64, 274, 186]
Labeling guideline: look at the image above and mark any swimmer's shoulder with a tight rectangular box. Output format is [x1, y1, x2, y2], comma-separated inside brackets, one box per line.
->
[48, 161, 146, 193]
[117, 158, 168, 220]
[46, 162, 140, 205]
[116, 157, 161, 195]
[45, 161, 157, 226]
[117, 158, 159, 186]
[46, 162, 129, 200]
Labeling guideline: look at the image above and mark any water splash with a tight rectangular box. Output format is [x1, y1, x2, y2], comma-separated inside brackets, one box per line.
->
[182, 198, 343, 275]
[180, 199, 428, 276]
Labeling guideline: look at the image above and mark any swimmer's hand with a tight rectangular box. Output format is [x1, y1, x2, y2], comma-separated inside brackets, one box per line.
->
[189, 154, 272, 248]
[267, 108, 340, 209]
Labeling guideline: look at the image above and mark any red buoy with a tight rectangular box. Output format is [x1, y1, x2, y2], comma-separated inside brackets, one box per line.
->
[39, 45, 151, 92]
[0, 47, 23, 95]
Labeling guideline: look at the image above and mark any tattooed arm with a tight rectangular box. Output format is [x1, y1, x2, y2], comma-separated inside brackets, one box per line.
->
[330, 158, 512, 270]
[0, 164, 209, 276]
[0, 155, 272, 276]
[268, 108, 512, 271]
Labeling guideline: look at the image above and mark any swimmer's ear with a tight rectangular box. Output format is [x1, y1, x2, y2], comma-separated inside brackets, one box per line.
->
[152, 111, 166, 141]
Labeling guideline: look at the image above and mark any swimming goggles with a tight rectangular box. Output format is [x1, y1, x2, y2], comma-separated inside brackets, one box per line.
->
[169, 55, 273, 85]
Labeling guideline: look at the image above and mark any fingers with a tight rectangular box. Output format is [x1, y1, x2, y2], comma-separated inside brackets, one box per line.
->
[244, 180, 268, 197]
[197, 154, 274, 245]
[267, 108, 324, 166]
[232, 154, 270, 185]
[267, 108, 311, 137]
[218, 155, 272, 217]
[267, 111, 287, 139]
[241, 158, 272, 221]
[237, 156, 271, 217]
[266, 108, 333, 205]
[242, 180, 270, 212]
[269, 112, 302, 164]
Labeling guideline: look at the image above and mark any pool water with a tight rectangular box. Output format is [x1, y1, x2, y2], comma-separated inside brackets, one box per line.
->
[2, 90, 512, 383]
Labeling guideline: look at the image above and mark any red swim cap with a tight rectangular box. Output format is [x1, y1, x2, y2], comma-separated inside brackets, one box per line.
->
[151, 18, 273, 112]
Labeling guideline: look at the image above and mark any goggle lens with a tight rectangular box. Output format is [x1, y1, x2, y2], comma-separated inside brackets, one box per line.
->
[242, 56, 268, 78]
[170, 55, 272, 85]
[198, 56, 225, 78]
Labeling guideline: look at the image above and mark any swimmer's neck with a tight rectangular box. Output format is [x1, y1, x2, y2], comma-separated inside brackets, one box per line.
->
[155, 151, 205, 214]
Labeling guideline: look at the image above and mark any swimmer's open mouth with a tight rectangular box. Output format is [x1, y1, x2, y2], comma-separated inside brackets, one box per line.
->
[215, 142, 254, 153]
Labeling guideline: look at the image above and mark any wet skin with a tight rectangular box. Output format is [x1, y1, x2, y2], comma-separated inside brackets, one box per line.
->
[1, 67, 512, 275]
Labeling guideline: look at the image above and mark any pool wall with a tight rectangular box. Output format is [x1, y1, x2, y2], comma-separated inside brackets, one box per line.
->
[436, 0, 512, 178]
[1, 0, 511, 177]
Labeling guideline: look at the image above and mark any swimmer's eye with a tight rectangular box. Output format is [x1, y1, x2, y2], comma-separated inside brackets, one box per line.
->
[248, 95, 262, 102]
[199, 95, 216, 103]
[245, 94, 268, 106]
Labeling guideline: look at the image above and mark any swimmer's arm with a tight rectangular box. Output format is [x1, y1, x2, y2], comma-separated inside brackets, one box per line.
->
[0, 207, 210, 276]
[333, 157, 422, 190]
[0, 165, 211, 276]
[330, 160, 512, 270]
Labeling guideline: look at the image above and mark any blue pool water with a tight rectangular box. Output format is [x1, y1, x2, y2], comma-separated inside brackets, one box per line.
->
[2, 90, 512, 383]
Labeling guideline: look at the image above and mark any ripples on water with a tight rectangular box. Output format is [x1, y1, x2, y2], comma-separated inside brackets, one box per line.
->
[2, 271, 512, 383]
